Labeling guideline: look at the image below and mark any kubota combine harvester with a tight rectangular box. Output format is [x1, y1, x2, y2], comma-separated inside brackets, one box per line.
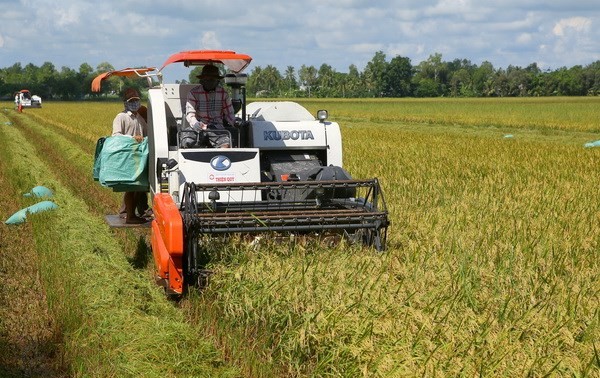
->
[93, 50, 389, 296]
[14, 89, 42, 108]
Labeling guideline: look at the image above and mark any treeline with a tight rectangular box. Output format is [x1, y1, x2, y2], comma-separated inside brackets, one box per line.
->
[3, 51, 600, 100]
[249, 52, 600, 98]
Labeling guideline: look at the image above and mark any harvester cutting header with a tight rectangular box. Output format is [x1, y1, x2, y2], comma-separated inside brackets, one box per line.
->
[92, 50, 389, 296]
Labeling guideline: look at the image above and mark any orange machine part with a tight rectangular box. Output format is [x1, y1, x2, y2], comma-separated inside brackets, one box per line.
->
[151, 193, 184, 294]
[159, 50, 252, 73]
[90, 67, 156, 92]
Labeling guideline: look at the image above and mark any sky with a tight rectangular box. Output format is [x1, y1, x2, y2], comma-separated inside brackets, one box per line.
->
[1, 0, 600, 83]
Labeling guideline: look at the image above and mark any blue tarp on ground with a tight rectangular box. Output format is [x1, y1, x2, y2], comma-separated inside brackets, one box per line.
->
[93, 136, 149, 192]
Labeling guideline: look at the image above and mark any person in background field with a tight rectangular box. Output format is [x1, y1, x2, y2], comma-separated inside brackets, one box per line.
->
[112, 88, 149, 224]
[185, 64, 235, 148]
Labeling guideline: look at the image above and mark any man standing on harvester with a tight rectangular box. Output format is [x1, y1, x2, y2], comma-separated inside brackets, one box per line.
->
[112, 88, 149, 224]
[185, 64, 236, 148]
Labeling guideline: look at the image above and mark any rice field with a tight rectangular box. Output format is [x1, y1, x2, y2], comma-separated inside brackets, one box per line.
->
[1, 97, 598, 377]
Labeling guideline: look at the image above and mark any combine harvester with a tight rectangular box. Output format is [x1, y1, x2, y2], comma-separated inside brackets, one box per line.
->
[14, 89, 42, 108]
[93, 50, 389, 296]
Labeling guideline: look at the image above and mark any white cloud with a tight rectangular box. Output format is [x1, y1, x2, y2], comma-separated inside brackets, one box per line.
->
[53, 5, 80, 28]
[200, 32, 222, 50]
[349, 43, 385, 54]
[552, 17, 591, 37]
[388, 43, 425, 58]
[2, 0, 600, 76]
[516, 33, 533, 44]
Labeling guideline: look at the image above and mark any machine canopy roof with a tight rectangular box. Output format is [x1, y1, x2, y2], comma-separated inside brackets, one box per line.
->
[91, 67, 156, 92]
[90, 51, 252, 91]
[159, 50, 252, 73]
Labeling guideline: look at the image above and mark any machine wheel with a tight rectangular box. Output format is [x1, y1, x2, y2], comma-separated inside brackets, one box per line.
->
[183, 233, 197, 294]
[184, 233, 213, 291]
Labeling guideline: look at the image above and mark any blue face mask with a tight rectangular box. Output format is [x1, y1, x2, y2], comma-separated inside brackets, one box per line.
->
[126, 99, 141, 113]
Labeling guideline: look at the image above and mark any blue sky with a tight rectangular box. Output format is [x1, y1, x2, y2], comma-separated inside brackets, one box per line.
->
[1, 0, 599, 82]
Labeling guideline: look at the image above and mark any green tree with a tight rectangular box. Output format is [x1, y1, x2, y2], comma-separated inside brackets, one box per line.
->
[5, 53, 600, 100]
[582, 61, 600, 95]
[246, 66, 262, 96]
[414, 53, 448, 96]
[345, 64, 362, 97]
[23, 63, 38, 84]
[331, 71, 348, 98]
[472, 61, 495, 97]
[298, 65, 318, 97]
[383, 55, 413, 97]
[413, 78, 439, 97]
[55, 66, 79, 100]
[0, 63, 24, 99]
[283, 66, 298, 97]
[316, 64, 335, 97]
[506, 65, 532, 96]
[363, 51, 387, 97]
[261, 65, 283, 96]
[448, 59, 476, 97]
[450, 68, 472, 97]
[5, 63, 24, 84]
[78, 63, 95, 99]
[38, 62, 58, 98]
[493, 68, 510, 97]
[246, 65, 283, 97]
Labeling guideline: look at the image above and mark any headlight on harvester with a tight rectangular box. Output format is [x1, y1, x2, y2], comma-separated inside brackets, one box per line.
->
[317, 109, 328, 123]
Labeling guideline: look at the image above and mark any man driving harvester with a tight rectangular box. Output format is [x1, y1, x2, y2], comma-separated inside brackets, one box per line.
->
[184, 64, 236, 148]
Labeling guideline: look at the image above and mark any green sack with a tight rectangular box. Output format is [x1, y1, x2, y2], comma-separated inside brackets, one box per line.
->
[97, 136, 149, 192]
[93, 136, 107, 181]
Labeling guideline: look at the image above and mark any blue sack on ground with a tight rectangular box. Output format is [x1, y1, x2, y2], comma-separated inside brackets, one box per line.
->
[5, 201, 58, 225]
[96, 136, 149, 192]
[23, 185, 54, 198]
[584, 140, 600, 148]
[5, 209, 28, 225]
[27, 201, 59, 214]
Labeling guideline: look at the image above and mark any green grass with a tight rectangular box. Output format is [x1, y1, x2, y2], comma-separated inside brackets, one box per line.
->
[294, 96, 600, 133]
[1, 98, 599, 377]
[0, 107, 239, 377]
[187, 98, 600, 376]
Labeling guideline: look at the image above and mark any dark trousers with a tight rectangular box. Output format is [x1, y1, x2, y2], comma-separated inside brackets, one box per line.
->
[119, 192, 149, 218]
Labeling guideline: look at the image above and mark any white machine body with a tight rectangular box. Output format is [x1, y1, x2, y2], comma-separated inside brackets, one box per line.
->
[15, 90, 42, 108]
[146, 85, 344, 206]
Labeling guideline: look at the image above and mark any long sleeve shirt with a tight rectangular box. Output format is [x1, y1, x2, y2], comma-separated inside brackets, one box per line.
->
[112, 111, 147, 137]
[185, 84, 235, 129]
